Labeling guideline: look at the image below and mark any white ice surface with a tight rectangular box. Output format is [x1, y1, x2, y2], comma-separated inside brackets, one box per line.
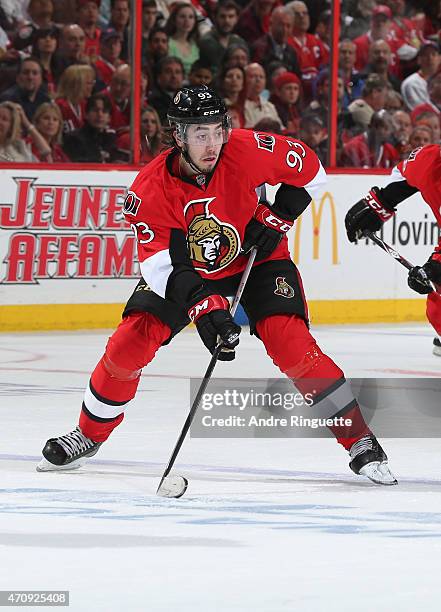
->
[1, 323, 441, 611]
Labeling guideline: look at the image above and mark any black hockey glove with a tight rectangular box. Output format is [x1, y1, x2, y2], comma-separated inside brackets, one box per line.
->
[188, 294, 241, 361]
[345, 187, 395, 243]
[407, 255, 441, 294]
[241, 202, 294, 260]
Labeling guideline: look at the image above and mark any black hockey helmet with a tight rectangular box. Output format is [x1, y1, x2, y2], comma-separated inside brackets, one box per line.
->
[167, 85, 227, 124]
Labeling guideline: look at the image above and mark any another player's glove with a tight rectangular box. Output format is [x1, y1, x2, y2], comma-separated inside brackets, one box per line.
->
[188, 294, 241, 361]
[241, 202, 293, 259]
[407, 254, 441, 295]
[345, 187, 395, 243]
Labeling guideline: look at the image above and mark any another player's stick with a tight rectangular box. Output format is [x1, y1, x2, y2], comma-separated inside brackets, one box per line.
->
[156, 247, 258, 498]
[363, 230, 434, 292]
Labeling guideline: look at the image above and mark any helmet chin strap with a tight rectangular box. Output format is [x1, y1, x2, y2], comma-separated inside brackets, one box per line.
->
[180, 145, 207, 176]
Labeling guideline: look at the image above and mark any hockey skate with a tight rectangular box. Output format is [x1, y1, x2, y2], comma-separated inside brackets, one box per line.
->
[36, 426, 102, 472]
[433, 337, 441, 356]
[349, 435, 397, 485]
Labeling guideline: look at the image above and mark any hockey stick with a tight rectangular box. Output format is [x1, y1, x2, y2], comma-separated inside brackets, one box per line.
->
[156, 247, 258, 498]
[363, 230, 434, 292]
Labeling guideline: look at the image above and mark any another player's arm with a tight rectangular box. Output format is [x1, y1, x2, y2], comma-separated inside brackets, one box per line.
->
[345, 179, 418, 243]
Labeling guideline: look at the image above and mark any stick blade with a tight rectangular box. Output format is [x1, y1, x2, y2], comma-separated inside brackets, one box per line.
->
[157, 475, 188, 498]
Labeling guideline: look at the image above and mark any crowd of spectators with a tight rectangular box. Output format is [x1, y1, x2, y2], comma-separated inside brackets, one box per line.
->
[0, 0, 441, 166]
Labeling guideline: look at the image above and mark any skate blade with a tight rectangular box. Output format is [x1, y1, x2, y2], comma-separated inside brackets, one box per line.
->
[359, 461, 398, 485]
[36, 457, 87, 472]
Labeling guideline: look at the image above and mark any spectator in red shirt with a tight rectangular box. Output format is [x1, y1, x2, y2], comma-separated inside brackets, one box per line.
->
[55, 63, 96, 133]
[353, 5, 393, 71]
[342, 110, 399, 168]
[384, 0, 421, 69]
[285, 0, 328, 97]
[94, 28, 123, 85]
[77, 0, 101, 63]
[269, 71, 302, 134]
[235, 0, 276, 47]
[103, 63, 131, 132]
[30, 101, 70, 162]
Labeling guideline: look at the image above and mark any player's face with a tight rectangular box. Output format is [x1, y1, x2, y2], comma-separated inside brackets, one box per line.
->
[181, 123, 224, 173]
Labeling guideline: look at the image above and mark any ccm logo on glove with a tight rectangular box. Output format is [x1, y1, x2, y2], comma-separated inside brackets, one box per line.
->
[254, 203, 293, 233]
[188, 295, 230, 322]
[365, 191, 394, 222]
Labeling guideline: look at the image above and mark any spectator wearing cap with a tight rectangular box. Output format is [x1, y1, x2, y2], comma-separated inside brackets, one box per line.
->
[0, 57, 51, 121]
[31, 26, 59, 95]
[108, 0, 130, 61]
[401, 42, 441, 111]
[411, 72, 441, 122]
[53, 24, 87, 81]
[235, 0, 277, 47]
[353, 5, 394, 72]
[199, 1, 246, 76]
[145, 27, 169, 74]
[360, 40, 401, 92]
[165, 3, 200, 78]
[150, 56, 185, 124]
[285, 1, 328, 93]
[63, 92, 118, 162]
[270, 71, 302, 133]
[383, 0, 423, 78]
[339, 39, 364, 108]
[348, 74, 388, 133]
[12, 0, 57, 52]
[94, 28, 123, 85]
[102, 63, 131, 132]
[342, 109, 399, 167]
[55, 63, 96, 133]
[77, 0, 101, 62]
[244, 62, 282, 129]
[251, 7, 300, 79]
[299, 114, 327, 164]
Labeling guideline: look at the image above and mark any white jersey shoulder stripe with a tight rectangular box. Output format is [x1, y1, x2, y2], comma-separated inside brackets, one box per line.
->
[304, 161, 327, 199]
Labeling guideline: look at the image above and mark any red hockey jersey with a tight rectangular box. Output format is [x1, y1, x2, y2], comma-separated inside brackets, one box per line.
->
[391, 144, 441, 227]
[124, 129, 326, 298]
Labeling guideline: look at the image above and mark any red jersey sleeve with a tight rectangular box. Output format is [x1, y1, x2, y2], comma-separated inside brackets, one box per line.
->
[123, 154, 187, 298]
[394, 145, 440, 189]
[227, 129, 327, 198]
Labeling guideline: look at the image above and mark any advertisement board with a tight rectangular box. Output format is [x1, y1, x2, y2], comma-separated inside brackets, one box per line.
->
[0, 168, 434, 330]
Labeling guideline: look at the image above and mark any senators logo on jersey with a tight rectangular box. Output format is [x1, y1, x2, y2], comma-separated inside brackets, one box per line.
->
[184, 197, 239, 273]
[274, 276, 295, 298]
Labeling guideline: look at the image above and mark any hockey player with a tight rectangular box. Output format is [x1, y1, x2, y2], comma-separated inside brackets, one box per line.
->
[345, 144, 441, 356]
[37, 85, 396, 485]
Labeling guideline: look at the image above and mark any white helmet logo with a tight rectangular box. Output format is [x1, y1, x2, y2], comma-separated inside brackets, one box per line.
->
[174, 92, 181, 104]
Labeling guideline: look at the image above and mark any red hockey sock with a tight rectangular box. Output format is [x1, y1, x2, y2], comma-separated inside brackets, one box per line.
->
[427, 289, 441, 336]
[256, 314, 371, 450]
[79, 312, 171, 442]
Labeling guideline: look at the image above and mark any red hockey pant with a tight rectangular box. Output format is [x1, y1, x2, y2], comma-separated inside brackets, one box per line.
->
[80, 312, 371, 448]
